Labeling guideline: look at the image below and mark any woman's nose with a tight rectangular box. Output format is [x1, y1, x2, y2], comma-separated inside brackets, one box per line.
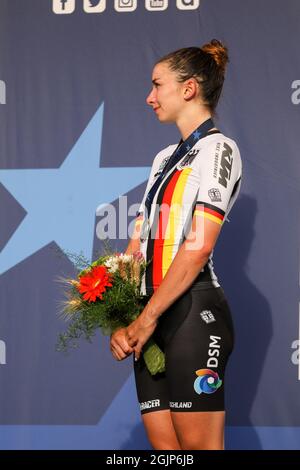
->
[146, 88, 156, 106]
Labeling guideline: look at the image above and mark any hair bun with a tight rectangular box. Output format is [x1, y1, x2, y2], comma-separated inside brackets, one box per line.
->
[201, 39, 229, 75]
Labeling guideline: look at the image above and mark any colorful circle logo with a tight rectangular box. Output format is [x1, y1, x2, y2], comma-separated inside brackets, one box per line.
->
[193, 368, 222, 395]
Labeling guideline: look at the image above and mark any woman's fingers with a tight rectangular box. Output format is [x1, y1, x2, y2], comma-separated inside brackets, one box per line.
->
[127, 335, 138, 348]
[126, 323, 139, 347]
[110, 329, 133, 360]
[134, 342, 142, 361]
[110, 347, 121, 361]
[110, 343, 128, 361]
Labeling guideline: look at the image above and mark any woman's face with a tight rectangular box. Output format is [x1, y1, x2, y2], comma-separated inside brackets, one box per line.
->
[146, 62, 185, 123]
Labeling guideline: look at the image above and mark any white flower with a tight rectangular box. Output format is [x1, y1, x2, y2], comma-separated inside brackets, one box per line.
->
[104, 256, 119, 273]
[118, 254, 133, 263]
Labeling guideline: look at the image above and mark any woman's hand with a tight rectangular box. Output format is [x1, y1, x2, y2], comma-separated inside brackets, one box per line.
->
[110, 328, 133, 361]
[126, 310, 158, 361]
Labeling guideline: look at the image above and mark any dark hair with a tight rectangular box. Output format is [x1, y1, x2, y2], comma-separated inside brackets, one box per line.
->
[156, 39, 229, 113]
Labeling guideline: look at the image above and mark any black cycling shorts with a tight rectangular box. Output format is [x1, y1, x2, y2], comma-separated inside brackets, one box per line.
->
[134, 286, 234, 414]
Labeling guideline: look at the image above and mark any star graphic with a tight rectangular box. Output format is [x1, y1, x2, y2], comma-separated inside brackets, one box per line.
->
[185, 144, 191, 151]
[0, 103, 150, 275]
[193, 130, 201, 140]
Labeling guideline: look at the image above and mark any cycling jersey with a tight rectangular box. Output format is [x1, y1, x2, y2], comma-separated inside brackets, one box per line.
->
[136, 131, 242, 295]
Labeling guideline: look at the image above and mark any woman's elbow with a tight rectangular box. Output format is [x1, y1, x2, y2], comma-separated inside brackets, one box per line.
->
[184, 243, 213, 264]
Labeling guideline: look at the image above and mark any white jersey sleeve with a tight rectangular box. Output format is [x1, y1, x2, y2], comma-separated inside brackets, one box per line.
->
[195, 137, 242, 221]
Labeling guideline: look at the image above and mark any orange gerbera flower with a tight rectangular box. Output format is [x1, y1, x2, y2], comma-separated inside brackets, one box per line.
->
[77, 265, 113, 303]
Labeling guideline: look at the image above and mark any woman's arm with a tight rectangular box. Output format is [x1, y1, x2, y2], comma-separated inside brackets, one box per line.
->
[126, 213, 222, 360]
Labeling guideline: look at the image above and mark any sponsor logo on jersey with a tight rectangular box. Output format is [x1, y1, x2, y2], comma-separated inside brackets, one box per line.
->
[193, 368, 222, 395]
[153, 156, 171, 178]
[193, 335, 222, 394]
[140, 399, 160, 411]
[218, 143, 233, 188]
[213, 142, 221, 178]
[208, 188, 221, 203]
[200, 310, 216, 324]
[207, 335, 221, 368]
[178, 149, 199, 168]
[169, 401, 192, 409]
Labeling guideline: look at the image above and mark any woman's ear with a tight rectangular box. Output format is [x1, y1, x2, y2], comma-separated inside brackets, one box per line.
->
[183, 78, 199, 101]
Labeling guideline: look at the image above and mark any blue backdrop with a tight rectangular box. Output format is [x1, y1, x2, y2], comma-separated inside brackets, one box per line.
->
[0, 0, 300, 450]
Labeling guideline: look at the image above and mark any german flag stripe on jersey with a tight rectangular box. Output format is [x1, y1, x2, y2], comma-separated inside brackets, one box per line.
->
[145, 168, 192, 292]
[194, 202, 225, 225]
[161, 168, 192, 277]
[146, 170, 176, 293]
[152, 170, 182, 289]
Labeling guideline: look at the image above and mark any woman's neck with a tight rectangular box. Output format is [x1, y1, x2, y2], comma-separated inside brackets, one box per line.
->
[176, 109, 214, 141]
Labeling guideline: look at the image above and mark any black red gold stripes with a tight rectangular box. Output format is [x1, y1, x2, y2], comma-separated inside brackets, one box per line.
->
[194, 202, 225, 225]
[145, 167, 192, 292]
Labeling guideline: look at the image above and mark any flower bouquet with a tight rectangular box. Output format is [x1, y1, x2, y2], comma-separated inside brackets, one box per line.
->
[57, 252, 165, 375]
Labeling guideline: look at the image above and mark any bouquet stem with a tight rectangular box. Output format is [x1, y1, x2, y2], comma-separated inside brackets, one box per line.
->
[142, 338, 165, 375]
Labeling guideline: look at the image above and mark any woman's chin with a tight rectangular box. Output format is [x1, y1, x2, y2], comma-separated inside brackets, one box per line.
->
[156, 115, 173, 124]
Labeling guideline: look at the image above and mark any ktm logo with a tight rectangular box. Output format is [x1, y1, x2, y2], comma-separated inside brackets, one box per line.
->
[218, 143, 233, 188]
